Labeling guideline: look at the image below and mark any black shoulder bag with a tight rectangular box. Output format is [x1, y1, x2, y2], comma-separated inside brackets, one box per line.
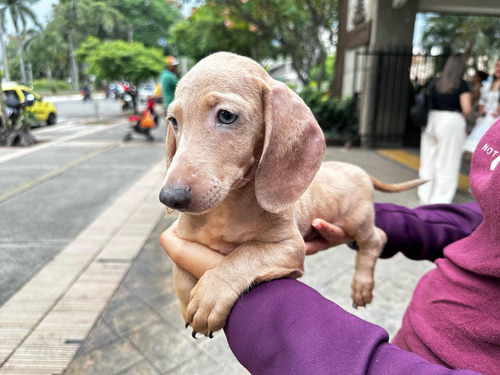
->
[410, 80, 434, 128]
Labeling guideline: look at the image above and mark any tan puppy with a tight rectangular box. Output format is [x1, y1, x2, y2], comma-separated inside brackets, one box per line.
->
[160, 52, 424, 337]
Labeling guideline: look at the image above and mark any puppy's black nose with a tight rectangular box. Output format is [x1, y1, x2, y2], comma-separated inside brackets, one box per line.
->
[159, 186, 192, 210]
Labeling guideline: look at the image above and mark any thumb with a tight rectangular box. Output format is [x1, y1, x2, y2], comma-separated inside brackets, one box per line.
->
[311, 219, 352, 247]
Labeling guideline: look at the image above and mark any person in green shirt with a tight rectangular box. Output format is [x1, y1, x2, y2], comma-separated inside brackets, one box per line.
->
[161, 55, 179, 112]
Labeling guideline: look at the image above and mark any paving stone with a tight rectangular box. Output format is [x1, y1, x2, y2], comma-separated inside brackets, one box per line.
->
[65, 337, 144, 375]
[73, 318, 118, 359]
[128, 321, 201, 374]
[101, 285, 163, 337]
[117, 359, 162, 375]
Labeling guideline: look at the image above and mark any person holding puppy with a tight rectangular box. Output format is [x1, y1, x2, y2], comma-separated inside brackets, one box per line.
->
[161, 120, 500, 374]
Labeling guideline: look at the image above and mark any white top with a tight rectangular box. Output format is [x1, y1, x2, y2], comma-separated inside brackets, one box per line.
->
[479, 81, 500, 115]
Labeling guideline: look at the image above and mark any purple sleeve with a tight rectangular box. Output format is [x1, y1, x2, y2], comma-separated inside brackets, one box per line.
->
[375, 202, 482, 261]
[225, 279, 480, 375]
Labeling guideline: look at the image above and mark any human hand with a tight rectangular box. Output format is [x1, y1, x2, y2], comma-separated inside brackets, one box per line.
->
[160, 220, 183, 263]
[304, 219, 353, 255]
[160, 220, 224, 279]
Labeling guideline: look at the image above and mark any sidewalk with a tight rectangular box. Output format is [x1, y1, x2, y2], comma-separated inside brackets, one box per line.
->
[0, 146, 475, 375]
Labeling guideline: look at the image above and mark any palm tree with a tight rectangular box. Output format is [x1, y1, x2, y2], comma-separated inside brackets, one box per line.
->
[0, 8, 10, 81]
[1, 0, 41, 84]
[52, 0, 79, 91]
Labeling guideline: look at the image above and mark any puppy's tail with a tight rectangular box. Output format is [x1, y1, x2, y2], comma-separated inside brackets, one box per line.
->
[370, 176, 427, 193]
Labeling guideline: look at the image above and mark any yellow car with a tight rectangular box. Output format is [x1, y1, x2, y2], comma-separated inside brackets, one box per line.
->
[2, 83, 57, 125]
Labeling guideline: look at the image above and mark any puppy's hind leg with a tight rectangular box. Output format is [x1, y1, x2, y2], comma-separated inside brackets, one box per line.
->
[351, 226, 387, 308]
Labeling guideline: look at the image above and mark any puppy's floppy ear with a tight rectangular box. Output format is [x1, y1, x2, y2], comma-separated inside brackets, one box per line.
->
[255, 82, 325, 213]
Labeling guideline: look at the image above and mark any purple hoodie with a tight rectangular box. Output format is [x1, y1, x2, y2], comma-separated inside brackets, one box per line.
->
[224, 120, 500, 374]
[391, 119, 500, 374]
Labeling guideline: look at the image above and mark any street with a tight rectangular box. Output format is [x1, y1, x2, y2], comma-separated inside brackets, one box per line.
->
[44, 95, 143, 124]
[0, 103, 167, 306]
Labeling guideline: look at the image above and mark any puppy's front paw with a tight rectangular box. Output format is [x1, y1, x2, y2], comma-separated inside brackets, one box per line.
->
[186, 269, 240, 335]
[351, 272, 374, 308]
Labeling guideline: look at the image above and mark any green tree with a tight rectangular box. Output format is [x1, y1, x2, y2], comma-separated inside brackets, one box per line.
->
[51, 0, 122, 91]
[106, 0, 182, 50]
[180, 0, 338, 88]
[25, 26, 67, 89]
[170, 3, 275, 61]
[77, 37, 164, 111]
[1, 0, 41, 84]
[0, 8, 10, 81]
[422, 14, 500, 71]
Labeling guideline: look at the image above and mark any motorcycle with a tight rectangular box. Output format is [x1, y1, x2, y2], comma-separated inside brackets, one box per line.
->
[81, 86, 92, 102]
[121, 91, 134, 111]
[6, 93, 35, 127]
[120, 83, 137, 111]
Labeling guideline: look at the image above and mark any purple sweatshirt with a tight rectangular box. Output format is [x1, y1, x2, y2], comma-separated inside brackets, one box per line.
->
[224, 120, 500, 374]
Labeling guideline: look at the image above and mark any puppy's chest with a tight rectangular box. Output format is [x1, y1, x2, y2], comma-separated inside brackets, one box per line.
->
[179, 215, 259, 255]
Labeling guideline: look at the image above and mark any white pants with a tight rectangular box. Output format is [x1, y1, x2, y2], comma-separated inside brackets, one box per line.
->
[418, 110, 466, 204]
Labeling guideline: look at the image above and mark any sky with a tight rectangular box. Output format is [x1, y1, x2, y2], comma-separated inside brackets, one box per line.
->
[3, 0, 56, 33]
[33, 0, 58, 25]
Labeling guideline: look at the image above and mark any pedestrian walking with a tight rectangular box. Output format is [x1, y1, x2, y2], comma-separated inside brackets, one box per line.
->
[161, 56, 179, 113]
[418, 55, 471, 204]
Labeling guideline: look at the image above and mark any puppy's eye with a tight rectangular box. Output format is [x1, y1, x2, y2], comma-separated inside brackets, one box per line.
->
[218, 110, 238, 125]
[168, 117, 178, 131]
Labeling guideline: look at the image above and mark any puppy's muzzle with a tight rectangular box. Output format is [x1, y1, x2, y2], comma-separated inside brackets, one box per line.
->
[159, 186, 192, 210]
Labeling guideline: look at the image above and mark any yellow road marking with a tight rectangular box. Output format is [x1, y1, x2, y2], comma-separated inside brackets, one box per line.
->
[0, 143, 119, 204]
[377, 149, 470, 193]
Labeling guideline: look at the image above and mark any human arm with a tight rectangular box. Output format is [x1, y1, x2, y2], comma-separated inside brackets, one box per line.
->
[161, 203, 483, 276]
[460, 91, 472, 117]
[224, 278, 481, 375]
[161, 218, 343, 278]
[376, 202, 482, 261]
[160, 220, 223, 279]
[306, 202, 482, 262]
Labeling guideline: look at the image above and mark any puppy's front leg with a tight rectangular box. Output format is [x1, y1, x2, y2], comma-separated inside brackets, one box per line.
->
[173, 265, 197, 323]
[186, 236, 305, 335]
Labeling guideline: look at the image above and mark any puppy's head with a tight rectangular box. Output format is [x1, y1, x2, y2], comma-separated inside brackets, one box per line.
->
[160, 52, 325, 214]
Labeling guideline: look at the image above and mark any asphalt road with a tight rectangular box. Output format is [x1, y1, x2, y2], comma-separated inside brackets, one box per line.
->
[46, 96, 136, 124]
[0, 107, 167, 306]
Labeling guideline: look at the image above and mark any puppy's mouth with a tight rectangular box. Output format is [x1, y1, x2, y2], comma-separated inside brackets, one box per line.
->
[232, 162, 258, 191]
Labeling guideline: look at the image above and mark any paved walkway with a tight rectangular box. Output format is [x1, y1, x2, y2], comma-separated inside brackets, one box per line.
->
[0, 141, 475, 374]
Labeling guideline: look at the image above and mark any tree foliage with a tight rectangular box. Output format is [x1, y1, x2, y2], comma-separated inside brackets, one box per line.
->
[172, 0, 337, 87]
[77, 37, 164, 86]
[106, 0, 182, 50]
[422, 14, 500, 71]
[170, 4, 275, 62]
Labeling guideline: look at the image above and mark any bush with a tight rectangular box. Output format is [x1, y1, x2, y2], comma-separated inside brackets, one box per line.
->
[32, 79, 72, 94]
[299, 88, 358, 139]
[22, 109, 41, 128]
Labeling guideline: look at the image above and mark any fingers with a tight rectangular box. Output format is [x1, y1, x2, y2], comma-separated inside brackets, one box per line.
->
[304, 219, 353, 255]
[305, 237, 331, 255]
[312, 219, 352, 246]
